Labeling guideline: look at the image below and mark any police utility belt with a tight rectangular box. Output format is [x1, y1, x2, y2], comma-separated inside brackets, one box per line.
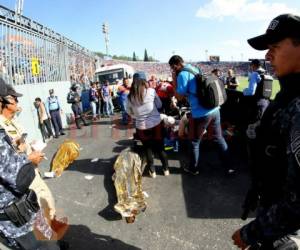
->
[0, 189, 39, 227]
[50, 108, 59, 112]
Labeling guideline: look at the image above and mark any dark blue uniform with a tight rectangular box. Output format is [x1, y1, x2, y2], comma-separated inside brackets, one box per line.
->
[46, 96, 64, 137]
[241, 73, 300, 249]
[67, 89, 88, 129]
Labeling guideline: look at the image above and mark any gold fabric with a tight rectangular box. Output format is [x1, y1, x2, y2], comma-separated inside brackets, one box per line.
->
[51, 140, 80, 177]
[113, 148, 146, 222]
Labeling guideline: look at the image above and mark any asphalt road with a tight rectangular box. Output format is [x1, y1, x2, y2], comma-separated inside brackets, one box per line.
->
[36, 114, 252, 250]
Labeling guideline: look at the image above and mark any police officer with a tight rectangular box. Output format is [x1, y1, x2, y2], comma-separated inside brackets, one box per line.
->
[242, 59, 270, 125]
[0, 81, 63, 249]
[67, 84, 88, 129]
[45, 89, 65, 138]
[232, 14, 300, 249]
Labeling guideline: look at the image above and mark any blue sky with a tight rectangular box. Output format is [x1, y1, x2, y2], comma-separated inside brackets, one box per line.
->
[1, 0, 300, 62]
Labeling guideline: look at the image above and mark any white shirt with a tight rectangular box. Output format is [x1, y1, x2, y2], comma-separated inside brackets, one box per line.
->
[126, 88, 162, 130]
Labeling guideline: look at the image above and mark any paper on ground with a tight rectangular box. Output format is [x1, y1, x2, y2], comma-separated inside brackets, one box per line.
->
[44, 171, 55, 178]
[85, 175, 94, 180]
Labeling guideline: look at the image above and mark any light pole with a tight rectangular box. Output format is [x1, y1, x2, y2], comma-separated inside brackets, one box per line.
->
[15, 0, 24, 15]
[205, 50, 208, 61]
[102, 22, 109, 57]
[15, 0, 24, 23]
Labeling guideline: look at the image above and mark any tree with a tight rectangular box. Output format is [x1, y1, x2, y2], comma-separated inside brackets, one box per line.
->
[144, 49, 149, 62]
[133, 52, 137, 61]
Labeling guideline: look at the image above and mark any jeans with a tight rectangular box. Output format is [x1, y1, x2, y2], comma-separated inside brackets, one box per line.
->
[119, 97, 128, 124]
[188, 109, 229, 171]
[90, 101, 97, 118]
[108, 97, 114, 115]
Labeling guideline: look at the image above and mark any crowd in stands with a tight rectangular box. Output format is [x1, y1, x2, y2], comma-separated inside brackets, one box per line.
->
[101, 59, 274, 79]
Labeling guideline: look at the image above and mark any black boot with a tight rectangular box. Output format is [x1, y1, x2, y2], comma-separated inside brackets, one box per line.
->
[81, 115, 89, 126]
[75, 118, 82, 129]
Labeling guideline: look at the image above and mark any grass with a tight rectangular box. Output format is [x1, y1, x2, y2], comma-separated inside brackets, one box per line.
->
[236, 76, 280, 99]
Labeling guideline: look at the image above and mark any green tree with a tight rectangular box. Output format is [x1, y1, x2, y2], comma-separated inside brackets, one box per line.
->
[144, 49, 149, 62]
[133, 52, 137, 61]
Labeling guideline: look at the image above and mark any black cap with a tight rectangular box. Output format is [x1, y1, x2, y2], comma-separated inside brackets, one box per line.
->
[250, 59, 261, 67]
[0, 78, 23, 97]
[248, 14, 300, 50]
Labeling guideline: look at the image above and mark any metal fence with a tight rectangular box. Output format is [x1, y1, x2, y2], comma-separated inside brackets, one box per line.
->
[0, 5, 97, 85]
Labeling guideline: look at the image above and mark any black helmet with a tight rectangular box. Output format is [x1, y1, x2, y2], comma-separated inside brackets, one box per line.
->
[71, 84, 78, 91]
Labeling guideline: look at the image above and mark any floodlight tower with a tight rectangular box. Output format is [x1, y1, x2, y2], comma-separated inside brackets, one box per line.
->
[15, 0, 24, 15]
[102, 22, 109, 57]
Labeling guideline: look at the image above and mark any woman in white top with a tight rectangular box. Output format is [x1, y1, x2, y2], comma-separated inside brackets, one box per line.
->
[126, 78, 169, 178]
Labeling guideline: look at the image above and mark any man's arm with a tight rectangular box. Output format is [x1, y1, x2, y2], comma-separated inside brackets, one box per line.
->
[243, 73, 261, 96]
[56, 96, 61, 110]
[175, 72, 189, 101]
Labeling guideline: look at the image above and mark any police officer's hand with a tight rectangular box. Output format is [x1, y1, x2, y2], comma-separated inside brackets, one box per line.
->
[28, 151, 45, 166]
[232, 229, 249, 249]
[17, 142, 27, 153]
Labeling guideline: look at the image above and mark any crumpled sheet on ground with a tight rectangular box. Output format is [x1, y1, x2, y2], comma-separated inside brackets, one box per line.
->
[51, 140, 80, 177]
[113, 148, 146, 222]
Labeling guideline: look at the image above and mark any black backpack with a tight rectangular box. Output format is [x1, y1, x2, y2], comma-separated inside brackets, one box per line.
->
[182, 67, 227, 109]
[254, 73, 273, 99]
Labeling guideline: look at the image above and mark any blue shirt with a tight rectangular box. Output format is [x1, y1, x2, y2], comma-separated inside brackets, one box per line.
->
[176, 64, 219, 118]
[45, 96, 60, 113]
[243, 71, 261, 96]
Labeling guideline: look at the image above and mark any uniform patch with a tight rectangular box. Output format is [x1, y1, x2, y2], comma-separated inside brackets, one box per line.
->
[295, 149, 300, 167]
[291, 135, 300, 153]
[268, 20, 279, 30]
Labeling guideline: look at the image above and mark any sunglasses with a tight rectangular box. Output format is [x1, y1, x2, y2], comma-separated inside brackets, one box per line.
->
[5, 96, 18, 104]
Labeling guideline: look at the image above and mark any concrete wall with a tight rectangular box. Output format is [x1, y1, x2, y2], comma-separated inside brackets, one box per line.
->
[14, 81, 73, 142]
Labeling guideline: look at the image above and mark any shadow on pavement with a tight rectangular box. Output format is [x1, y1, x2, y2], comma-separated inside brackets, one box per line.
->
[178, 136, 251, 219]
[64, 224, 141, 250]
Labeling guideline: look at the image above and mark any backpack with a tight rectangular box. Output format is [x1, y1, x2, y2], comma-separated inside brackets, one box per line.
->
[254, 72, 273, 99]
[182, 67, 227, 109]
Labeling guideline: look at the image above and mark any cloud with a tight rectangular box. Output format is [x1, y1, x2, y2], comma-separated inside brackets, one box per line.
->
[196, 0, 299, 22]
[222, 39, 241, 47]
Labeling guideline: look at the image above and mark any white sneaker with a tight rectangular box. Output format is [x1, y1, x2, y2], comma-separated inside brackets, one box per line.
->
[163, 169, 170, 176]
[149, 170, 156, 179]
